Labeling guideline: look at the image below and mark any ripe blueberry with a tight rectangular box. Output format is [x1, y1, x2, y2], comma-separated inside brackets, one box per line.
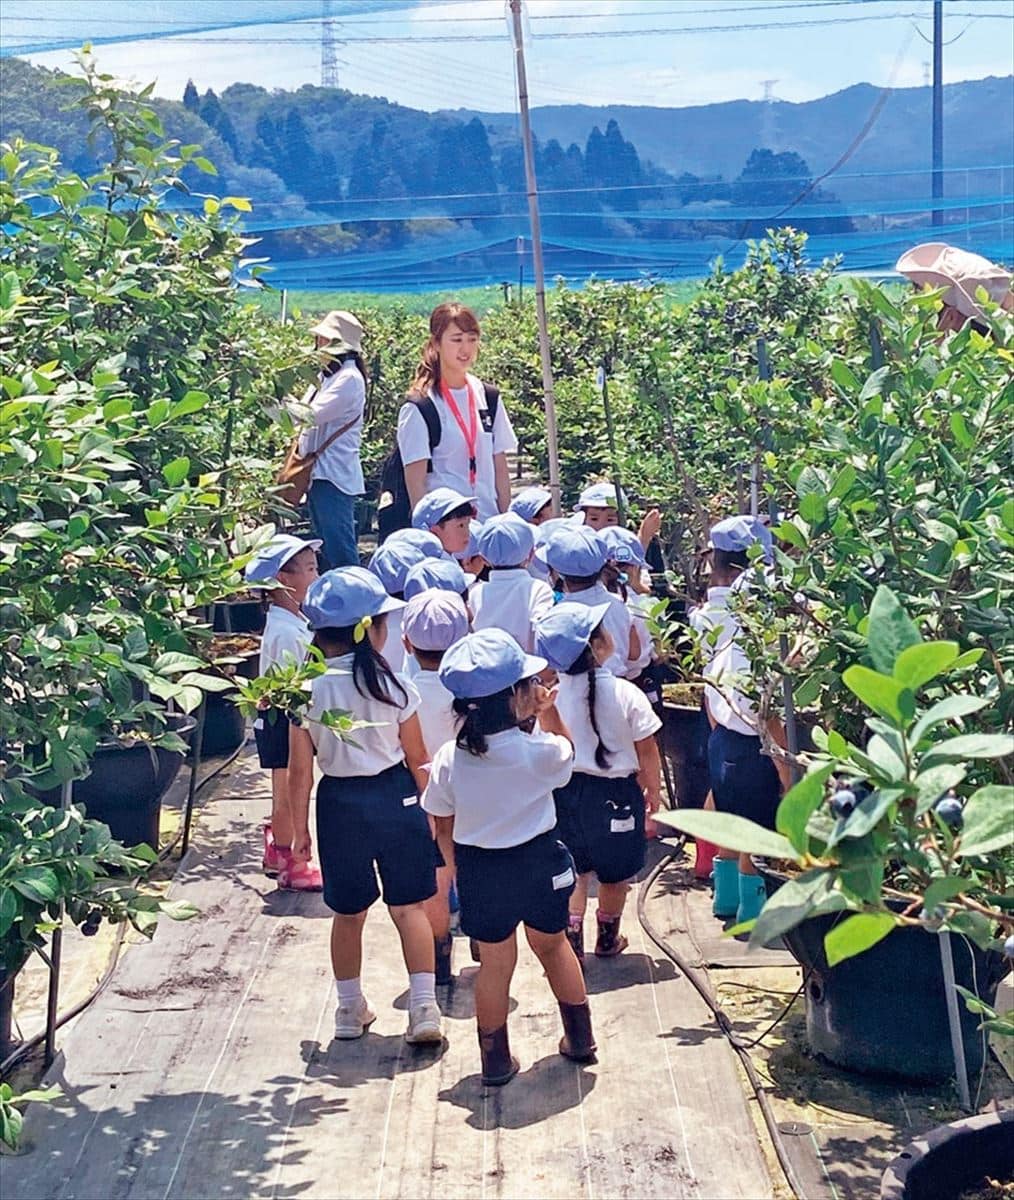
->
[934, 796, 964, 829]
[830, 789, 857, 819]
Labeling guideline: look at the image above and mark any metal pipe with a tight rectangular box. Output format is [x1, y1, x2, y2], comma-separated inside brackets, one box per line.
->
[932, 0, 944, 227]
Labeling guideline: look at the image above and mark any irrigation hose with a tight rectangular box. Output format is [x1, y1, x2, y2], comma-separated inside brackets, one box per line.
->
[637, 843, 810, 1200]
[0, 738, 249, 1079]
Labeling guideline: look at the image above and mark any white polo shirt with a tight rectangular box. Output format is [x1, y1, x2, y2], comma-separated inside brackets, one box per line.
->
[413, 669, 458, 760]
[555, 668, 661, 777]
[470, 569, 555, 653]
[423, 727, 573, 848]
[563, 582, 634, 678]
[259, 606, 311, 675]
[396, 375, 518, 521]
[299, 360, 366, 497]
[689, 586, 758, 737]
[306, 653, 421, 776]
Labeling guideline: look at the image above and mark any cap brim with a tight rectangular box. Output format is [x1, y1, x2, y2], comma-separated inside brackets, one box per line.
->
[521, 653, 548, 678]
[377, 595, 406, 615]
[587, 601, 612, 628]
[278, 538, 323, 568]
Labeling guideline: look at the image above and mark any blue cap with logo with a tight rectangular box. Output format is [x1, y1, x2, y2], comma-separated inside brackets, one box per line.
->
[709, 515, 773, 564]
[575, 481, 626, 511]
[403, 556, 469, 600]
[369, 539, 433, 595]
[402, 589, 470, 652]
[601, 525, 647, 567]
[439, 628, 547, 700]
[302, 566, 404, 631]
[244, 534, 322, 583]
[509, 486, 553, 523]
[411, 487, 477, 531]
[535, 601, 612, 672]
[539, 524, 609, 578]
[476, 512, 535, 567]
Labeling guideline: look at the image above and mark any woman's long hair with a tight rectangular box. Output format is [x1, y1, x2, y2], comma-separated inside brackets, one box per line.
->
[312, 618, 407, 708]
[410, 302, 481, 398]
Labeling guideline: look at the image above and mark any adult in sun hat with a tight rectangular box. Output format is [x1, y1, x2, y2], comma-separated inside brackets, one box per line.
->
[297, 309, 368, 570]
[896, 243, 1013, 334]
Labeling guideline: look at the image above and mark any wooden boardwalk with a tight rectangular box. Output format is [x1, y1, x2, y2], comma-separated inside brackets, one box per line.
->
[6, 747, 774, 1200]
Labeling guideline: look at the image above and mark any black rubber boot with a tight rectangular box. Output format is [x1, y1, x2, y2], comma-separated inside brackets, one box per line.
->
[594, 912, 628, 958]
[434, 934, 453, 986]
[565, 918, 585, 967]
[558, 1001, 597, 1063]
[478, 1023, 520, 1086]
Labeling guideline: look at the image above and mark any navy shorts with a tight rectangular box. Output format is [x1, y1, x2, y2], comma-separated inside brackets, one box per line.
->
[553, 772, 646, 884]
[707, 725, 781, 831]
[454, 831, 575, 944]
[253, 710, 290, 769]
[315, 764, 437, 914]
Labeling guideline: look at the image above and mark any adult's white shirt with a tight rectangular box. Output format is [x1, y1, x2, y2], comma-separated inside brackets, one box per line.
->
[396, 374, 517, 521]
[470, 568, 555, 653]
[258, 606, 311, 675]
[689, 585, 758, 736]
[554, 668, 661, 778]
[299, 359, 366, 496]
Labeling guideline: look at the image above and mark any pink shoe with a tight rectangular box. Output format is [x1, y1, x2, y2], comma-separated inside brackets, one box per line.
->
[262, 823, 288, 876]
[278, 854, 324, 892]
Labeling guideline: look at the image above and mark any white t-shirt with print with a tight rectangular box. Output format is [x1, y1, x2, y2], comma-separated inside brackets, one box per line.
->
[554, 668, 661, 778]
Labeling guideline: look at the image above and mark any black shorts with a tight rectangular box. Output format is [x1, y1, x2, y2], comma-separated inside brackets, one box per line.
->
[315, 764, 437, 914]
[254, 710, 290, 769]
[553, 772, 646, 884]
[454, 832, 575, 944]
[707, 725, 780, 831]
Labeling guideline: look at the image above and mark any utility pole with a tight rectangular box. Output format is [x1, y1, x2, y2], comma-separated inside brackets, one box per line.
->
[321, 0, 340, 89]
[932, 0, 943, 227]
[509, 0, 563, 517]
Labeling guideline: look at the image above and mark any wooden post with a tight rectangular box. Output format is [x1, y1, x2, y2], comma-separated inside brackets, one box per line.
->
[598, 358, 626, 527]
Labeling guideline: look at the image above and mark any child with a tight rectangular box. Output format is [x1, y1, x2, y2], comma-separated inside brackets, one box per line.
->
[690, 516, 788, 926]
[402, 588, 470, 985]
[529, 517, 570, 584]
[288, 566, 442, 1044]
[423, 628, 596, 1085]
[509, 485, 553, 526]
[471, 512, 554, 653]
[535, 603, 662, 963]
[412, 487, 478, 557]
[601, 527, 657, 696]
[573, 481, 624, 531]
[539, 525, 640, 679]
[403, 556, 470, 602]
[244, 534, 323, 891]
[457, 519, 489, 581]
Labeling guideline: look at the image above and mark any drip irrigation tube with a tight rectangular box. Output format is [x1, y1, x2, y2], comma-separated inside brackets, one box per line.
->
[637, 842, 809, 1200]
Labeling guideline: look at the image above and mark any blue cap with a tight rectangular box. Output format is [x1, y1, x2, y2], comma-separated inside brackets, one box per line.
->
[411, 487, 477, 531]
[385, 528, 444, 558]
[709, 516, 773, 564]
[369, 540, 431, 595]
[244, 534, 321, 583]
[601, 525, 647, 567]
[535, 601, 612, 672]
[403, 556, 469, 600]
[540, 525, 609, 578]
[530, 517, 572, 581]
[476, 512, 535, 567]
[509, 486, 553, 523]
[402, 589, 470, 652]
[439, 628, 547, 700]
[575, 481, 626, 511]
[302, 566, 403, 630]
[459, 519, 483, 562]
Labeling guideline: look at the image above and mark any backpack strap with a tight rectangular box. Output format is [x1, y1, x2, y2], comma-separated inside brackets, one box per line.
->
[405, 392, 442, 470]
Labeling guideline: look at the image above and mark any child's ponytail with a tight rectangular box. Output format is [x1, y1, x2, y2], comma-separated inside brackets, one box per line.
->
[312, 619, 407, 709]
[565, 645, 612, 770]
[453, 686, 518, 756]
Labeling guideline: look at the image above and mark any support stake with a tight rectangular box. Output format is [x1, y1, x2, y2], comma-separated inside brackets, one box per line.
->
[181, 700, 207, 859]
[939, 931, 972, 1111]
[44, 778, 73, 1067]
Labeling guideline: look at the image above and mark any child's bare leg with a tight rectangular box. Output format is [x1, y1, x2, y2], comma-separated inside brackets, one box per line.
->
[474, 933, 518, 1031]
[525, 926, 586, 1005]
[388, 902, 437, 974]
[597, 880, 629, 918]
[423, 865, 452, 939]
[569, 872, 591, 918]
[330, 911, 368, 979]
[270, 768, 294, 846]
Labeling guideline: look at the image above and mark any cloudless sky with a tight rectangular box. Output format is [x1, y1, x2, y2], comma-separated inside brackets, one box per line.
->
[5, 0, 1013, 112]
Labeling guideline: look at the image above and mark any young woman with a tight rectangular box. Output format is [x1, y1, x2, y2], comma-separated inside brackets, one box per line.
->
[423, 628, 596, 1086]
[287, 566, 442, 1046]
[535, 603, 662, 963]
[397, 302, 517, 521]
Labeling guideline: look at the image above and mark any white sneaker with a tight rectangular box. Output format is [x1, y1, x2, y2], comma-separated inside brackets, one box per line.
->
[405, 1001, 443, 1045]
[334, 997, 376, 1040]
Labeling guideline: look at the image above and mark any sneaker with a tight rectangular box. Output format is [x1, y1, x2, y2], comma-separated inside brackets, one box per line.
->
[405, 1001, 443, 1045]
[262, 824, 287, 876]
[334, 997, 376, 1040]
[278, 855, 324, 892]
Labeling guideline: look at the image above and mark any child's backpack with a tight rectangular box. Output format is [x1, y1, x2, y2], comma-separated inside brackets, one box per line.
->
[376, 384, 500, 543]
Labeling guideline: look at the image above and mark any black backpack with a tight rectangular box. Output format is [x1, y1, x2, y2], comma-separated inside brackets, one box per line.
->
[376, 383, 500, 543]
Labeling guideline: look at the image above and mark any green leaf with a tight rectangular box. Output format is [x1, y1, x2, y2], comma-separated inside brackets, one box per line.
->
[750, 869, 843, 947]
[795, 465, 825, 499]
[911, 695, 988, 744]
[171, 391, 209, 419]
[921, 733, 1014, 767]
[831, 359, 859, 392]
[957, 785, 1014, 857]
[0, 269, 22, 310]
[152, 651, 206, 675]
[0, 888, 18, 940]
[828, 464, 856, 500]
[866, 586, 920, 674]
[824, 912, 895, 967]
[892, 642, 959, 691]
[193, 156, 218, 175]
[914, 763, 968, 814]
[799, 491, 827, 525]
[841, 665, 909, 724]
[949, 412, 974, 449]
[858, 366, 889, 402]
[922, 876, 970, 912]
[651, 809, 799, 861]
[950, 649, 984, 670]
[827, 787, 902, 846]
[221, 195, 252, 212]
[103, 396, 133, 421]
[773, 520, 806, 549]
[161, 456, 190, 487]
[12, 866, 60, 904]
[776, 763, 834, 855]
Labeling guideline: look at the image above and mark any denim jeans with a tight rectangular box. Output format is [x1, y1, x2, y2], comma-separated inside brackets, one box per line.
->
[307, 479, 359, 569]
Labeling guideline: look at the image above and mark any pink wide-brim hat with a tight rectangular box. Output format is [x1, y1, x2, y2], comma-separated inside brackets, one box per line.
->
[896, 243, 1012, 321]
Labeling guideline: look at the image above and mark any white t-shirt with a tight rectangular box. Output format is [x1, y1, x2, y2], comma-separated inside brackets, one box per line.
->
[564, 582, 635, 678]
[299, 360, 366, 497]
[380, 609, 406, 675]
[259, 606, 311, 675]
[555, 668, 661, 777]
[423, 728, 573, 848]
[470, 569, 555, 653]
[396, 375, 518, 521]
[413, 669, 458, 760]
[624, 592, 654, 679]
[690, 586, 757, 736]
[306, 653, 421, 776]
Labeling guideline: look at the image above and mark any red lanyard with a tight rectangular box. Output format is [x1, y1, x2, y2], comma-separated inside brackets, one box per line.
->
[439, 379, 479, 485]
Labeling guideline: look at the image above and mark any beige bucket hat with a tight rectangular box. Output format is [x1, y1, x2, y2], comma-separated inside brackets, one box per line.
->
[895, 243, 1012, 321]
[310, 309, 364, 353]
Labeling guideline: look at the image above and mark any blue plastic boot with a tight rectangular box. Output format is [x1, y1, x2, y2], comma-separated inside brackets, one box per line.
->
[712, 857, 739, 918]
[736, 872, 767, 925]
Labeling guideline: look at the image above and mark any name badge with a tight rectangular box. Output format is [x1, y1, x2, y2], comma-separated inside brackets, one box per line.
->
[552, 867, 575, 891]
[611, 816, 636, 834]
[479, 406, 494, 434]
[253, 717, 264, 731]
[403, 795, 418, 807]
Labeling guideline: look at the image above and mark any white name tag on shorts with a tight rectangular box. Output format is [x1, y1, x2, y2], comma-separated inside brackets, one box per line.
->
[253, 718, 264, 731]
[403, 795, 418, 806]
[611, 816, 636, 833]
[552, 867, 575, 890]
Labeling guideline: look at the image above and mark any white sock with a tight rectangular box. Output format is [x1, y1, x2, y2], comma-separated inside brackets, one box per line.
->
[409, 972, 436, 1009]
[335, 977, 363, 1006]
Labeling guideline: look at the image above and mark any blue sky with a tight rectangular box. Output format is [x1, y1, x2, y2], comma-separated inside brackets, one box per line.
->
[5, 0, 1013, 111]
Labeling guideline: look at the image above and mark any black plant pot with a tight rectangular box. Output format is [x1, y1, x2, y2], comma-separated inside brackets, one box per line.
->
[200, 691, 248, 757]
[660, 703, 710, 810]
[880, 1109, 1014, 1200]
[0, 966, 17, 1061]
[212, 598, 266, 635]
[759, 865, 1010, 1082]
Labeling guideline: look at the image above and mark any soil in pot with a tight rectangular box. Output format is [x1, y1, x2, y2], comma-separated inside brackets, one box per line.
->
[207, 633, 261, 680]
[881, 1110, 1014, 1200]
